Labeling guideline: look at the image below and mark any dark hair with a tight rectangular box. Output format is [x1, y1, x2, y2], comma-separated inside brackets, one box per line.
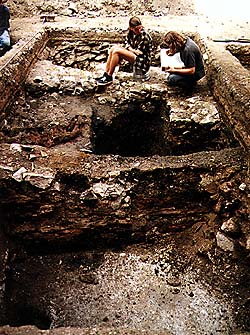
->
[164, 31, 186, 54]
[129, 16, 142, 28]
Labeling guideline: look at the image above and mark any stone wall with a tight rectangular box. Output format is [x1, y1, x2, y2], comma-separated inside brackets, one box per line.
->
[0, 29, 48, 117]
[43, 29, 203, 71]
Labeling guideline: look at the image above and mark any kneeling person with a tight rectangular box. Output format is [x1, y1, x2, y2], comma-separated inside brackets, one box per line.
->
[163, 31, 205, 89]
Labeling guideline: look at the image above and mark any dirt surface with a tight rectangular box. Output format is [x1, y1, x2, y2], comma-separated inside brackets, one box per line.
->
[7, 0, 250, 42]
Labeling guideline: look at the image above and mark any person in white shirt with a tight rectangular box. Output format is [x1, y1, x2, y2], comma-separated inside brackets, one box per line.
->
[0, 0, 10, 53]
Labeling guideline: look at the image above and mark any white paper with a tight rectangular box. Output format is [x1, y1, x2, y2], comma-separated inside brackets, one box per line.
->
[160, 49, 185, 69]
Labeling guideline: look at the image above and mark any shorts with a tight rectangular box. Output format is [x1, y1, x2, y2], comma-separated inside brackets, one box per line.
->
[0, 30, 10, 48]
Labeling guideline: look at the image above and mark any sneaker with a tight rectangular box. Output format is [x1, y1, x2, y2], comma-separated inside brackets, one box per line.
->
[95, 73, 106, 81]
[97, 75, 113, 86]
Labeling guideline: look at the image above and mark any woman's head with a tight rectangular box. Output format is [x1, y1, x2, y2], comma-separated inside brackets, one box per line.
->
[164, 31, 186, 54]
[129, 16, 143, 35]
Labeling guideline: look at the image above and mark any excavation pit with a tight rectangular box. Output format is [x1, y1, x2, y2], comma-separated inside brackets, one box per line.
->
[226, 43, 250, 70]
[0, 30, 239, 156]
[1, 79, 238, 156]
[0, 27, 250, 335]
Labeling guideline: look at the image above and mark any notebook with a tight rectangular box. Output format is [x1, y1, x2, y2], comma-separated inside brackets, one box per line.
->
[160, 49, 185, 69]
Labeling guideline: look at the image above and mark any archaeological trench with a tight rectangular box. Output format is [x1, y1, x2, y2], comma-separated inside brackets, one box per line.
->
[0, 22, 249, 335]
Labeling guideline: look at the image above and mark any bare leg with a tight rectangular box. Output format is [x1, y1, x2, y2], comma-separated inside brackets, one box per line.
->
[105, 46, 117, 74]
[105, 45, 136, 76]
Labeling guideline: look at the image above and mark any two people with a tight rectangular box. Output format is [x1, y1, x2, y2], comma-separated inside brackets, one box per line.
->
[0, 0, 10, 53]
[97, 17, 205, 91]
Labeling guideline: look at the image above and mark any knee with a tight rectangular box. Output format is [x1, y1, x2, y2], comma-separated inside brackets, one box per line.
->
[167, 74, 177, 86]
[109, 45, 120, 54]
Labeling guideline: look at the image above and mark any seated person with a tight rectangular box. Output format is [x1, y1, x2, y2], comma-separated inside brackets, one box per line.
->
[163, 31, 205, 89]
[0, 0, 10, 53]
[96, 16, 152, 85]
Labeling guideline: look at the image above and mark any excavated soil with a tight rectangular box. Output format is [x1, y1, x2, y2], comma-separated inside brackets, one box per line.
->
[0, 1, 250, 335]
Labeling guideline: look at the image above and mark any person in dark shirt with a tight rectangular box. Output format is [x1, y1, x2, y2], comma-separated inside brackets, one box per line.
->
[96, 16, 152, 85]
[0, 0, 10, 51]
[163, 31, 205, 89]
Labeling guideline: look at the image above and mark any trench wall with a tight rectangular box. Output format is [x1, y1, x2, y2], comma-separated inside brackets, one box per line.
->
[0, 29, 48, 115]
[226, 44, 250, 68]
[205, 41, 250, 155]
[0, 144, 246, 247]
